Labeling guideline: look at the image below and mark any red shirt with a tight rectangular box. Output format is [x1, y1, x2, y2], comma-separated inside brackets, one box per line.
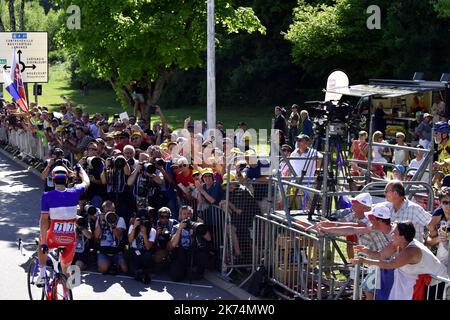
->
[176, 170, 194, 187]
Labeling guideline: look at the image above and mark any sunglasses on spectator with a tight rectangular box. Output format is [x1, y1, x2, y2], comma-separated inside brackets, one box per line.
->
[131, 138, 139, 141]
[159, 215, 170, 219]
[88, 148, 98, 151]
[441, 200, 450, 205]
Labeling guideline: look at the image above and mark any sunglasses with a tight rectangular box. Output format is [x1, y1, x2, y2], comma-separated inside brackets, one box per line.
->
[159, 215, 170, 219]
[131, 138, 139, 141]
[442, 200, 450, 205]
[88, 148, 98, 151]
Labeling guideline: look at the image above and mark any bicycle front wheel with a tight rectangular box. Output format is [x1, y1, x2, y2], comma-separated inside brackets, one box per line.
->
[49, 273, 73, 300]
[27, 257, 44, 300]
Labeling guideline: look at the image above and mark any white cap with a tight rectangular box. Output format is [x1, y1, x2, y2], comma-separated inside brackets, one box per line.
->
[177, 157, 189, 166]
[350, 192, 372, 208]
[366, 204, 391, 220]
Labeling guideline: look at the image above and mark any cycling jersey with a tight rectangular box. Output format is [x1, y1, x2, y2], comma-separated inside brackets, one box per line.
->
[40, 184, 86, 264]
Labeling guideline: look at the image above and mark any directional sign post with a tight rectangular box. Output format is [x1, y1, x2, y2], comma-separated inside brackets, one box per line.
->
[0, 32, 48, 105]
[0, 32, 48, 83]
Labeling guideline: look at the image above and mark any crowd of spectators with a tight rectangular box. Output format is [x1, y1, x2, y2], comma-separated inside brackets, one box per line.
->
[0, 97, 271, 284]
[1, 94, 449, 299]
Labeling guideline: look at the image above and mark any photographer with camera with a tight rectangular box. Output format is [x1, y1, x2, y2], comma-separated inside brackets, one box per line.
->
[101, 153, 133, 224]
[167, 205, 211, 281]
[95, 200, 128, 274]
[153, 207, 178, 270]
[41, 147, 73, 191]
[128, 208, 156, 284]
[79, 142, 106, 208]
[73, 212, 94, 271]
[127, 157, 164, 211]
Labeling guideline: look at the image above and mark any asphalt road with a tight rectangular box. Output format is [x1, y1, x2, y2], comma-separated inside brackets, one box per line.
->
[0, 151, 236, 300]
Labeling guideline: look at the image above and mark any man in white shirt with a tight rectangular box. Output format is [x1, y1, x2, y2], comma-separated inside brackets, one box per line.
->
[289, 134, 322, 178]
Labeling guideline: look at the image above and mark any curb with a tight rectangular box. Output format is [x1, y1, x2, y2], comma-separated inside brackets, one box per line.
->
[0, 147, 43, 178]
[204, 271, 260, 300]
[0, 146, 259, 300]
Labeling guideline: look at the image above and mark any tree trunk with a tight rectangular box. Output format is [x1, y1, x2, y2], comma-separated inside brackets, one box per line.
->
[0, 16, 5, 32]
[19, 0, 25, 31]
[9, 0, 16, 32]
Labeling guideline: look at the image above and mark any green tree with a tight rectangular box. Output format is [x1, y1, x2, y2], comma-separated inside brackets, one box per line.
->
[285, 0, 450, 83]
[54, 0, 265, 114]
[435, 0, 450, 18]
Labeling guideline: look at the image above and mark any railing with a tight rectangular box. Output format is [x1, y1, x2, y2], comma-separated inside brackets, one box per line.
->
[252, 214, 354, 300]
[1, 126, 48, 162]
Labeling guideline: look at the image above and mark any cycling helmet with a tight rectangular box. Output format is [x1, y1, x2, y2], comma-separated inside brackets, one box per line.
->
[51, 166, 68, 185]
[433, 121, 450, 133]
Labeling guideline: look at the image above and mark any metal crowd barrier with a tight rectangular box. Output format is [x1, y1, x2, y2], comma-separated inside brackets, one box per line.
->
[1, 126, 48, 162]
[252, 214, 355, 300]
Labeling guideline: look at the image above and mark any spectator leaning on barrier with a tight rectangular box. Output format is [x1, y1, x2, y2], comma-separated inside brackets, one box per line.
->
[318, 203, 393, 300]
[383, 180, 432, 242]
[351, 222, 447, 300]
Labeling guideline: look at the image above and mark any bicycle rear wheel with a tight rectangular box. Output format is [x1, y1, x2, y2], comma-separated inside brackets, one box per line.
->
[49, 273, 73, 300]
[27, 257, 44, 300]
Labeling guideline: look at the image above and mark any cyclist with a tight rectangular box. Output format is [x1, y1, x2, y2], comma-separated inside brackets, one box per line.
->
[36, 164, 90, 286]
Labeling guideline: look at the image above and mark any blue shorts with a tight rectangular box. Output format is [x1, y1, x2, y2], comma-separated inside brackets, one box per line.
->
[97, 251, 125, 265]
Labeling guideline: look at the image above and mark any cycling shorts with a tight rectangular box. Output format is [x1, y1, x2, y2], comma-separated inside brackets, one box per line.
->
[40, 220, 77, 265]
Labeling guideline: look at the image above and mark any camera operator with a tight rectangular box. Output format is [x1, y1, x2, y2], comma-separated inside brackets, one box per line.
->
[101, 153, 133, 225]
[153, 207, 178, 270]
[73, 213, 93, 271]
[95, 200, 128, 274]
[127, 157, 165, 212]
[167, 206, 211, 281]
[128, 208, 156, 284]
[150, 145, 177, 216]
[78, 142, 105, 208]
[123, 145, 138, 170]
[41, 147, 73, 191]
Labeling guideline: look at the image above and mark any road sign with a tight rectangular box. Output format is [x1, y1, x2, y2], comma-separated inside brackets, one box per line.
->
[0, 32, 48, 83]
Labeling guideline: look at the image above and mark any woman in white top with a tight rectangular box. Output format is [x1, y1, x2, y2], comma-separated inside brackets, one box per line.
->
[352, 222, 447, 300]
[372, 131, 391, 178]
[392, 132, 410, 166]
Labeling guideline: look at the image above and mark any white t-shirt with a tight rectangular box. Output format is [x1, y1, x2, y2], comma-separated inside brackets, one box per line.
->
[409, 157, 429, 182]
[127, 225, 156, 249]
[289, 147, 321, 178]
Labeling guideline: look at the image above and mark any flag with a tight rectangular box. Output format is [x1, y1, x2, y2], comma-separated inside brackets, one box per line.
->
[3, 48, 28, 113]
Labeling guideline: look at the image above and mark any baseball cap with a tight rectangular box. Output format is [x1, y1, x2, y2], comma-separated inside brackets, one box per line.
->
[443, 174, 450, 187]
[393, 164, 406, 175]
[201, 167, 214, 176]
[424, 113, 432, 118]
[296, 134, 310, 141]
[131, 131, 142, 137]
[281, 144, 292, 151]
[177, 157, 189, 166]
[366, 204, 391, 220]
[222, 172, 236, 185]
[349, 192, 372, 208]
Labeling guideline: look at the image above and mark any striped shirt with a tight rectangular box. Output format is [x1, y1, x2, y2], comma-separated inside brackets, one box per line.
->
[385, 200, 431, 242]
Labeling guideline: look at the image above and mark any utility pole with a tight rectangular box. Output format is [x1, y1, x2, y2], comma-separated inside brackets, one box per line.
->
[207, 0, 216, 131]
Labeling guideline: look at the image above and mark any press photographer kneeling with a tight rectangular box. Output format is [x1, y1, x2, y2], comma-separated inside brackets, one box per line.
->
[95, 201, 128, 274]
[167, 206, 211, 281]
[153, 207, 178, 271]
[128, 207, 156, 284]
[73, 212, 93, 271]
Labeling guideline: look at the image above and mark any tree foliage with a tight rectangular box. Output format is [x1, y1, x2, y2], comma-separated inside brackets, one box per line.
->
[0, 0, 63, 50]
[54, 0, 265, 108]
[285, 0, 450, 83]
